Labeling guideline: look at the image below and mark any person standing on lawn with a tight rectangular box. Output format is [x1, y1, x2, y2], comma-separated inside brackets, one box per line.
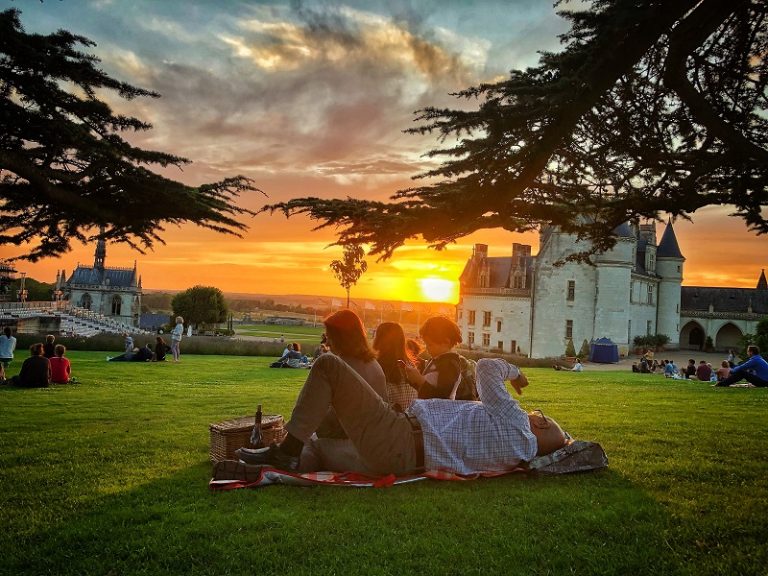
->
[715, 345, 768, 387]
[170, 316, 184, 363]
[224, 356, 566, 479]
[0, 326, 16, 370]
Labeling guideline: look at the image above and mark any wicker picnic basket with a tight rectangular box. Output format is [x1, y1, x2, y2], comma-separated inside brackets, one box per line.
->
[209, 413, 286, 462]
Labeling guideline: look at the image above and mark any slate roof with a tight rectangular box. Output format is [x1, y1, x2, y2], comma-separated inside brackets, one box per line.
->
[613, 223, 634, 238]
[681, 286, 768, 315]
[460, 256, 532, 289]
[657, 222, 683, 258]
[68, 266, 136, 288]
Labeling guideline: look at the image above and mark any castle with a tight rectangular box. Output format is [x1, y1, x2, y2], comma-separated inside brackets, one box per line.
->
[457, 222, 767, 358]
[54, 236, 142, 328]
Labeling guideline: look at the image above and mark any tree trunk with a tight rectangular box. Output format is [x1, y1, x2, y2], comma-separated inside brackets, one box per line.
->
[346, 289, 350, 309]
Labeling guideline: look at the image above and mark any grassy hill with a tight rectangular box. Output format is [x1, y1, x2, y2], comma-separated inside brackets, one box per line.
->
[1, 353, 766, 575]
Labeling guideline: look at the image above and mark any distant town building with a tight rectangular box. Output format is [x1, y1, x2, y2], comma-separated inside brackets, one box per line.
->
[56, 234, 142, 328]
[457, 221, 766, 357]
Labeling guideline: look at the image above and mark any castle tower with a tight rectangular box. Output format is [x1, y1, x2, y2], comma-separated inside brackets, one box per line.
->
[592, 223, 635, 347]
[757, 269, 767, 290]
[655, 221, 685, 347]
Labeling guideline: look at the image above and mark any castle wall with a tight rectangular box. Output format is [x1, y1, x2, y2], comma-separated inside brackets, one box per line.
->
[531, 232, 599, 358]
[458, 293, 531, 355]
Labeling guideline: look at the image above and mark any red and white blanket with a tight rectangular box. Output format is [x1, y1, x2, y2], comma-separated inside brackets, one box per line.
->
[209, 467, 523, 491]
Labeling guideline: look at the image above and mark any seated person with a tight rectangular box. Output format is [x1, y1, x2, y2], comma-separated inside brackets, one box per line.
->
[373, 322, 418, 412]
[43, 334, 56, 359]
[402, 316, 463, 399]
[664, 360, 678, 378]
[228, 356, 567, 477]
[715, 361, 731, 383]
[715, 345, 768, 387]
[49, 344, 72, 384]
[153, 336, 170, 361]
[283, 343, 304, 368]
[684, 359, 697, 379]
[10, 343, 51, 388]
[296, 310, 387, 473]
[695, 360, 712, 382]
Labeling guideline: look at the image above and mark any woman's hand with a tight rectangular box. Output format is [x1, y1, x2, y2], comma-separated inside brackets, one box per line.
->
[402, 363, 423, 387]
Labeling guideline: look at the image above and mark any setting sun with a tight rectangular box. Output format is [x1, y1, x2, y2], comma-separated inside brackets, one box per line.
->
[419, 278, 456, 302]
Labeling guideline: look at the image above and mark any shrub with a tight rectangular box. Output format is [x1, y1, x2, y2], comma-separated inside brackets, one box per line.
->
[565, 338, 576, 357]
[13, 333, 284, 357]
[579, 339, 591, 359]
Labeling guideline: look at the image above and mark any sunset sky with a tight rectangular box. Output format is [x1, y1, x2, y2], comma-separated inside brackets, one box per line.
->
[2, 0, 766, 303]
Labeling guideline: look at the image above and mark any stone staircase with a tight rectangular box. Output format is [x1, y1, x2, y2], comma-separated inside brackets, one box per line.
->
[0, 301, 150, 336]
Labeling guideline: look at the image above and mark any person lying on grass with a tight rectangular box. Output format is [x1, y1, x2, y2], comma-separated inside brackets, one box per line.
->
[221, 356, 566, 480]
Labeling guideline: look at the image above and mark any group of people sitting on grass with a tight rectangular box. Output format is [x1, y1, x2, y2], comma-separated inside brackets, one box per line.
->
[107, 334, 171, 363]
[213, 309, 569, 481]
[630, 347, 768, 387]
[0, 333, 74, 388]
[270, 342, 310, 368]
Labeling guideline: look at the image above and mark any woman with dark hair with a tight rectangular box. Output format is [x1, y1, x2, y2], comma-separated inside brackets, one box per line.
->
[402, 316, 463, 400]
[240, 309, 387, 473]
[43, 334, 56, 359]
[373, 322, 418, 411]
[11, 343, 51, 388]
[153, 336, 170, 362]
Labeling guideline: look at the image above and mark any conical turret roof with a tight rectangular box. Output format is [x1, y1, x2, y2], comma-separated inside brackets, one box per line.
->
[657, 222, 683, 258]
[758, 269, 767, 290]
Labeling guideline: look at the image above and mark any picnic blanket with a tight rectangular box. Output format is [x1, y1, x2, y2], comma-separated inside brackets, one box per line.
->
[209, 440, 608, 491]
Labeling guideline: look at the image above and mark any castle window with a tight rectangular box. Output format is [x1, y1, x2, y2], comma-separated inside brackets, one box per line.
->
[111, 295, 122, 315]
[630, 281, 634, 303]
[497, 341, 504, 350]
[483, 311, 491, 327]
[468, 311, 476, 325]
[496, 320, 502, 333]
[80, 293, 92, 310]
[482, 333, 490, 347]
[468, 331, 475, 345]
[567, 280, 575, 301]
[513, 275, 524, 289]
[647, 320, 652, 335]
[649, 254, 655, 271]
[565, 319, 573, 339]
[647, 285, 654, 305]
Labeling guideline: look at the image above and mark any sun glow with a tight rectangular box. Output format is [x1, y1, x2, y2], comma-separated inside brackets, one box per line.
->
[419, 278, 456, 302]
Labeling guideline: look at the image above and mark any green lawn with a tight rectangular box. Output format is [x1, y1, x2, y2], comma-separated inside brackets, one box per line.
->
[235, 323, 326, 350]
[1, 352, 766, 576]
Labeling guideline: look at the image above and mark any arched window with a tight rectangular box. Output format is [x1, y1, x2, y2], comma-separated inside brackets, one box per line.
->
[80, 293, 92, 310]
[111, 295, 122, 315]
